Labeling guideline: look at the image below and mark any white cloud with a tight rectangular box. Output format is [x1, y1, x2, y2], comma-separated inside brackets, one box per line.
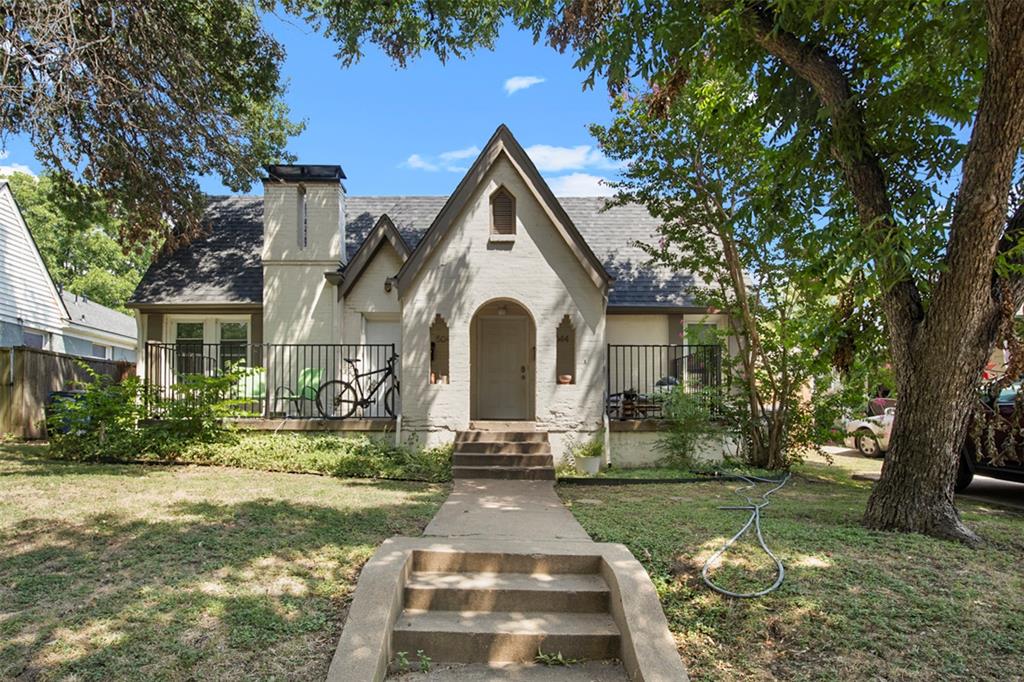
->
[524, 144, 619, 173]
[438, 146, 480, 162]
[402, 145, 483, 173]
[546, 172, 615, 197]
[402, 153, 439, 172]
[0, 163, 35, 177]
[0, 150, 9, 160]
[504, 75, 545, 95]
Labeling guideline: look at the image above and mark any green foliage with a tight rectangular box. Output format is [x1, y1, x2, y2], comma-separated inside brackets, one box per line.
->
[416, 650, 431, 673]
[394, 651, 410, 674]
[535, 648, 580, 666]
[184, 433, 453, 483]
[49, 363, 249, 461]
[568, 435, 603, 460]
[47, 363, 452, 481]
[5, 172, 152, 312]
[4, 1, 302, 245]
[655, 388, 722, 469]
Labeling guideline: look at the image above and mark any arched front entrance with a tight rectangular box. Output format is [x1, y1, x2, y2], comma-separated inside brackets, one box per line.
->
[470, 299, 535, 421]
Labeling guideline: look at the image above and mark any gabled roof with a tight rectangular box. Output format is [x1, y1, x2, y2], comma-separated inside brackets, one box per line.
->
[0, 180, 71, 329]
[130, 194, 702, 310]
[337, 214, 410, 297]
[61, 291, 136, 340]
[394, 124, 613, 295]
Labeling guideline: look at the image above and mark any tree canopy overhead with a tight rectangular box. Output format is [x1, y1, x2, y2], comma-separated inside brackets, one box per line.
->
[1, 1, 302, 248]
[298, 0, 1024, 543]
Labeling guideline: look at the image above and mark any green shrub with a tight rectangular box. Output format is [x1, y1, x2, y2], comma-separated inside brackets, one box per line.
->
[181, 432, 453, 482]
[48, 364, 452, 482]
[655, 386, 721, 468]
[49, 363, 248, 461]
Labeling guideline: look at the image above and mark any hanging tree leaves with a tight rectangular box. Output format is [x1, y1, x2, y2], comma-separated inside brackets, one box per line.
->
[1, 1, 302, 250]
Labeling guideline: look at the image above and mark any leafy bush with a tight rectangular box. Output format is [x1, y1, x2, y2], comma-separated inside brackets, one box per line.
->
[49, 363, 248, 461]
[655, 386, 722, 468]
[48, 364, 452, 482]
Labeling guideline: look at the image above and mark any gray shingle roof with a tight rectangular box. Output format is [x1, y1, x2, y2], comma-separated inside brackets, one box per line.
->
[131, 195, 699, 308]
[61, 291, 137, 340]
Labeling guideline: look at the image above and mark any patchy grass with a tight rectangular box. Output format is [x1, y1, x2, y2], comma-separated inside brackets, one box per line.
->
[0, 443, 446, 681]
[559, 458, 1024, 681]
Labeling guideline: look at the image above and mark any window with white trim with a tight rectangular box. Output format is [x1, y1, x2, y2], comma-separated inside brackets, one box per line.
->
[169, 317, 250, 374]
[90, 343, 110, 359]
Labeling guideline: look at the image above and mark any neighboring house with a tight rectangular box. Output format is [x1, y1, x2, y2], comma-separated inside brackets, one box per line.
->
[60, 291, 137, 362]
[129, 125, 728, 460]
[0, 180, 137, 362]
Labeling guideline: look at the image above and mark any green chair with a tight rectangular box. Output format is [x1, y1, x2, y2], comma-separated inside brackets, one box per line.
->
[274, 368, 324, 417]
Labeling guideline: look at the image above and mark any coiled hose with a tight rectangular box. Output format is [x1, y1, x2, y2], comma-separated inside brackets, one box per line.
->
[701, 472, 791, 599]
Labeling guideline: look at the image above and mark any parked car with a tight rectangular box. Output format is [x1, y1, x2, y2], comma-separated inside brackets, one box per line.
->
[956, 384, 1024, 491]
[844, 398, 897, 458]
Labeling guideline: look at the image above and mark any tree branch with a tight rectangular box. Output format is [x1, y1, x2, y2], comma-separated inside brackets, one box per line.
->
[740, 1, 924, 362]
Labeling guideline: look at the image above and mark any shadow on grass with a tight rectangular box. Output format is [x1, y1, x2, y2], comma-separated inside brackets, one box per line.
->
[0, 493, 441, 680]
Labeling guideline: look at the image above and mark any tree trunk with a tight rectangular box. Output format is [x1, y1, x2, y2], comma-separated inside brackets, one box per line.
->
[743, 0, 1024, 542]
[862, 322, 995, 545]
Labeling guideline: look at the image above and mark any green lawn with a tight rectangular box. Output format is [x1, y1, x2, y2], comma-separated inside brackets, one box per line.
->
[559, 458, 1024, 681]
[0, 443, 446, 681]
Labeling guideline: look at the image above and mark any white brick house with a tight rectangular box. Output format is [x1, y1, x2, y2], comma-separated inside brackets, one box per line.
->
[130, 126, 728, 463]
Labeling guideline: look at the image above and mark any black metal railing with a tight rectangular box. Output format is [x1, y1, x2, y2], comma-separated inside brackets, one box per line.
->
[606, 344, 722, 419]
[143, 342, 398, 419]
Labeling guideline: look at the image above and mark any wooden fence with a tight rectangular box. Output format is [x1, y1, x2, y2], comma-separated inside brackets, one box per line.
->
[0, 346, 135, 440]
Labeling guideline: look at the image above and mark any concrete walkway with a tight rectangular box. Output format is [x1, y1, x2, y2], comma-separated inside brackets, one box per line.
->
[424, 479, 592, 542]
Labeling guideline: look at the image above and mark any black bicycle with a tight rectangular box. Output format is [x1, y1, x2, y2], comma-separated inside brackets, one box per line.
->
[315, 353, 400, 418]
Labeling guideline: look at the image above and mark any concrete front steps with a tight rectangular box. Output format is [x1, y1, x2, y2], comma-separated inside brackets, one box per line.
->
[392, 548, 622, 667]
[452, 429, 556, 481]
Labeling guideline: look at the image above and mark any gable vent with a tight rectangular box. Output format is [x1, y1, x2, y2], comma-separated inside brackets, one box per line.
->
[490, 187, 516, 235]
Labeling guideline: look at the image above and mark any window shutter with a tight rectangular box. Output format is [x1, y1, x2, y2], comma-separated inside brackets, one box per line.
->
[491, 189, 515, 235]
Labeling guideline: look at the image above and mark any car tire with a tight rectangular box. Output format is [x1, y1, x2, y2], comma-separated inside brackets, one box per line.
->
[855, 429, 883, 458]
[954, 455, 974, 493]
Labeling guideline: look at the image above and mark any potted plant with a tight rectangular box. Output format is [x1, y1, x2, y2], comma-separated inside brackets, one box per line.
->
[570, 435, 604, 476]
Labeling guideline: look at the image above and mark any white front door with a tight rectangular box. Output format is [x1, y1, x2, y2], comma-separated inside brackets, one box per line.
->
[477, 316, 530, 419]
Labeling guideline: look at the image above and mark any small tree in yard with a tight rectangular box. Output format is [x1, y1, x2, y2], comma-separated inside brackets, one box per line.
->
[593, 71, 880, 471]
[299, 0, 1024, 544]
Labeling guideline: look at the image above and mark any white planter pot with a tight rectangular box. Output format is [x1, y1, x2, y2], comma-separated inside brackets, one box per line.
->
[576, 456, 602, 476]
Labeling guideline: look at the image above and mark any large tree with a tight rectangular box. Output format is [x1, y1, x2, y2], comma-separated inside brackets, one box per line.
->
[299, 0, 1024, 543]
[1, 1, 302, 247]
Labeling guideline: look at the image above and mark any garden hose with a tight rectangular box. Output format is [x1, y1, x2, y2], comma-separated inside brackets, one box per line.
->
[701, 472, 791, 599]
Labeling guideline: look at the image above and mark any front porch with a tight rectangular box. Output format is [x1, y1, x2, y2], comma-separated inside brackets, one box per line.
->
[141, 341, 724, 435]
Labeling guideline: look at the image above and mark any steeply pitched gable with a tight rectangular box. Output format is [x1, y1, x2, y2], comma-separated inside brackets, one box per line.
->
[338, 214, 410, 298]
[394, 124, 613, 295]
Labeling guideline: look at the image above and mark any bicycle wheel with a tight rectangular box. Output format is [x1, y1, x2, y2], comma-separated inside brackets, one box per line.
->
[316, 380, 359, 419]
[383, 384, 400, 417]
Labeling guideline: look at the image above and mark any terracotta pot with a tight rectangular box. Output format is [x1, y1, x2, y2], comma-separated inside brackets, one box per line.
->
[557, 374, 573, 385]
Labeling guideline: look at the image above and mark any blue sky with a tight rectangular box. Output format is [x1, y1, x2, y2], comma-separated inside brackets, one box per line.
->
[0, 14, 621, 197]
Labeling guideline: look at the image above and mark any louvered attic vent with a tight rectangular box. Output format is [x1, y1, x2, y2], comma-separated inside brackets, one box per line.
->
[490, 187, 516, 236]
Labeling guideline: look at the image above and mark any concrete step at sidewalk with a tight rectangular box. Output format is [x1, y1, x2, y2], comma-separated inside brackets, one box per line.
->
[404, 571, 609, 613]
[392, 610, 620, 664]
[456, 430, 549, 444]
[453, 465, 555, 481]
[455, 441, 552, 454]
[413, 549, 602, 575]
[389, 661, 628, 681]
[468, 421, 542, 432]
[453, 453, 554, 468]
